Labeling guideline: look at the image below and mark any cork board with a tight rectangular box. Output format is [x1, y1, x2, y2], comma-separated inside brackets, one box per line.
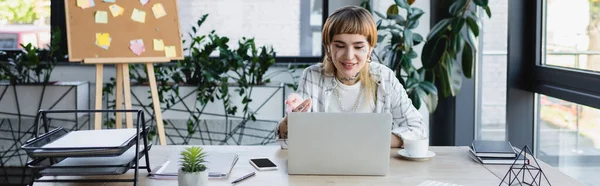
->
[65, 0, 184, 62]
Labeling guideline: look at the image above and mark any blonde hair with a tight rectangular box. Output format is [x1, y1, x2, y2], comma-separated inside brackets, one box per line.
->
[322, 5, 378, 102]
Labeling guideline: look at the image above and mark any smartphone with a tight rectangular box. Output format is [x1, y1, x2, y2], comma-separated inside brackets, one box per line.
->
[249, 158, 278, 171]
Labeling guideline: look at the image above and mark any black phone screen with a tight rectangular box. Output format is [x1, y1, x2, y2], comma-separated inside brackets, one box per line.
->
[251, 158, 276, 167]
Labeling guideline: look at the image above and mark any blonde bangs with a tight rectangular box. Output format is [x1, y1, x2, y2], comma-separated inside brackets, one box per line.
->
[322, 7, 378, 47]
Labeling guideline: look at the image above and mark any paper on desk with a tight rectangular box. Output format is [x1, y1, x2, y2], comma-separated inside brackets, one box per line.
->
[152, 3, 166, 19]
[140, 0, 149, 6]
[164, 46, 176, 57]
[153, 39, 164, 51]
[131, 8, 146, 23]
[129, 39, 145, 56]
[103, 0, 115, 2]
[95, 11, 108, 24]
[417, 180, 464, 186]
[42, 128, 136, 148]
[109, 4, 124, 17]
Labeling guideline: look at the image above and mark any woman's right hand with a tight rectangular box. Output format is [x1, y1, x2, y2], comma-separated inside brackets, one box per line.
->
[278, 94, 312, 139]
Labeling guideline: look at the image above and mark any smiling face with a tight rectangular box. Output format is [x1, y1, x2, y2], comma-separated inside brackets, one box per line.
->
[328, 34, 372, 79]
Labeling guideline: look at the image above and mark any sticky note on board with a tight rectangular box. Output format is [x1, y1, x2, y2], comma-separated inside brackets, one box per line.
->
[109, 4, 124, 17]
[103, 0, 115, 2]
[152, 3, 166, 19]
[77, 0, 95, 9]
[131, 8, 146, 23]
[95, 33, 111, 50]
[164, 46, 176, 58]
[153, 39, 164, 51]
[95, 11, 108, 24]
[140, 0, 149, 6]
[129, 39, 145, 56]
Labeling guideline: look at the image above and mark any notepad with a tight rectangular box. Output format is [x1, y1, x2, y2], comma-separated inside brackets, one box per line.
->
[152, 151, 239, 178]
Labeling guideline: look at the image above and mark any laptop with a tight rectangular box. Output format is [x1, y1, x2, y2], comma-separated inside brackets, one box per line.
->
[287, 112, 392, 176]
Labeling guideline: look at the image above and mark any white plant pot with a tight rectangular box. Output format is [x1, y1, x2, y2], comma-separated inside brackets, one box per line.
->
[178, 169, 209, 186]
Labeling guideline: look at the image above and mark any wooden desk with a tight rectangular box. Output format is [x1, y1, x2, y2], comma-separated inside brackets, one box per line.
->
[35, 146, 583, 186]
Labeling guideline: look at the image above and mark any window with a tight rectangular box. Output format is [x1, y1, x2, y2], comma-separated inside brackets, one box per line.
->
[544, 0, 600, 73]
[477, 0, 508, 141]
[536, 94, 600, 185]
[0, 0, 51, 50]
[177, 0, 323, 57]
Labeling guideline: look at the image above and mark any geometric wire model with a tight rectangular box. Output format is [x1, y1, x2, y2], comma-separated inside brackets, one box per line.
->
[499, 145, 551, 186]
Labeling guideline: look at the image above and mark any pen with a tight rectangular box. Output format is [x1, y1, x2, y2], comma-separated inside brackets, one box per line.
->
[231, 172, 255, 184]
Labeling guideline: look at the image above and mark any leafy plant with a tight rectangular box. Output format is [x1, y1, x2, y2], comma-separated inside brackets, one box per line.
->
[421, 0, 490, 99]
[369, 0, 436, 111]
[0, 27, 62, 85]
[180, 146, 208, 172]
[365, 0, 490, 112]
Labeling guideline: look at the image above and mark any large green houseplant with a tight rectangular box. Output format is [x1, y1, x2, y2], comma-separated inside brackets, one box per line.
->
[365, 0, 491, 112]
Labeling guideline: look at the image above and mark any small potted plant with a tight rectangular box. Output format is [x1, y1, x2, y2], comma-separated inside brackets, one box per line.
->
[179, 146, 209, 186]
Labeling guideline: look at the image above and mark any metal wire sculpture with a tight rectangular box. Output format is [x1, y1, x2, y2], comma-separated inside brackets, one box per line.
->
[499, 145, 551, 186]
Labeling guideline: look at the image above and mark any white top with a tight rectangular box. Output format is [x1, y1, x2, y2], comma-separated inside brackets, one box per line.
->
[327, 80, 375, 113]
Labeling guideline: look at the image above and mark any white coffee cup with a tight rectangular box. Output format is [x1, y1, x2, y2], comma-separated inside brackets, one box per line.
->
[403, 136, 429, 157]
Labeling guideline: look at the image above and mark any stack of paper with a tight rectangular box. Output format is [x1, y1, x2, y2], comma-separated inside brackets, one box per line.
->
[151, 151, 239, 179]
[417, 180, 464, 186]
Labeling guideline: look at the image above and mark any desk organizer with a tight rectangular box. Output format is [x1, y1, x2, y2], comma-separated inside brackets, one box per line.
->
[22, 109, 152, 186]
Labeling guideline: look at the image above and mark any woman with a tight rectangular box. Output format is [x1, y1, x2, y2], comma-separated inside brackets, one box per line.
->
[277, 5, 427, 148]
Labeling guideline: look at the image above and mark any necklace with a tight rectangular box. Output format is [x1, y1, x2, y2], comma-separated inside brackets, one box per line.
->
[334, 84, 363, 112]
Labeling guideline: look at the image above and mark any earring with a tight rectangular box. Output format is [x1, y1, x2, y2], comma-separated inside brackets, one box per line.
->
[366, 58, 371, 63]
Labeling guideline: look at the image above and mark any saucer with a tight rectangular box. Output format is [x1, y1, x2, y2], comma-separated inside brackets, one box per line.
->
[397, 149, 436, 160]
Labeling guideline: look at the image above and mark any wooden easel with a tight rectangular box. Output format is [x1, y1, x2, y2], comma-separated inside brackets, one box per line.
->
[86, 57, 169, 145]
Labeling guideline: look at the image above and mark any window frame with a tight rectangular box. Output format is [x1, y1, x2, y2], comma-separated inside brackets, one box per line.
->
[508, 0, 600, 153]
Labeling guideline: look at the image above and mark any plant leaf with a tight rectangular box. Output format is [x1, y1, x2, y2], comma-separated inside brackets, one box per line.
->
[412, 33, 424, 45]
[408, 19, 419, 29]
[403, 29, 413, 51]
[473, 0, 489, 7]
[436, 64, 451, 97]
[395, 0, 410, 9]
[447, 56, 463, 96]
[375, 11, 387, 19]
[421, 36, 448, 69]
[387, 5, 399, 16]
[466, 16, 479, 37]
[426, 92, 438, 113]
[394, 15, 406, 25]
[449, 0, 468, 16]
[451, 18, 466, 35]
[409, 7, 424, 21]
[484, 5, 492, 18]
[426, 18, 452, 40]
[462, 42, 475, 78]
[197, 14, 208, 27]
[452, 34, 464, 57]
[419, 81, 437, 94]
[410, 90, 421, 109]
[407, 48, 418, 59]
